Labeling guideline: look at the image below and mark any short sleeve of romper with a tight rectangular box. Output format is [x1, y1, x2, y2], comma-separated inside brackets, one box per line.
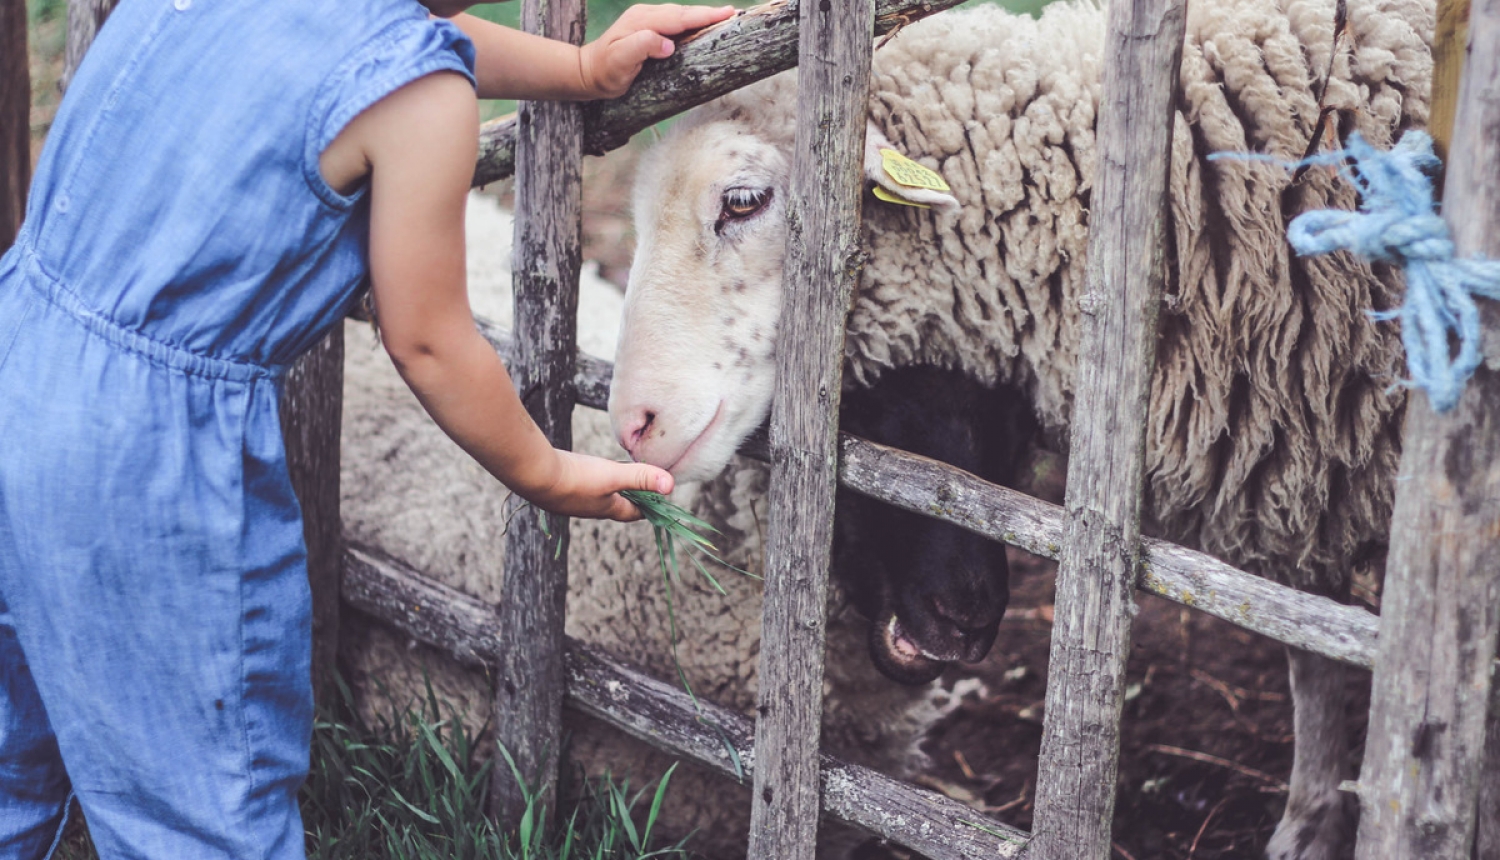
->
[0, 5, 479, 849]
[306, 18, 479, 209]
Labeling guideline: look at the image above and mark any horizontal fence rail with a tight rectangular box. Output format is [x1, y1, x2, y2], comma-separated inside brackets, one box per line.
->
[836, 438, 1381, 670]
[342, 542, 1031, 860]
[472, 0, 969, 186]
[471, 315, 1381, 668]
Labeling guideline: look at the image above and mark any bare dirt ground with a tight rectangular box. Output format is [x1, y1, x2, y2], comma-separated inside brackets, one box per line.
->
[904, 449, 1374, 860]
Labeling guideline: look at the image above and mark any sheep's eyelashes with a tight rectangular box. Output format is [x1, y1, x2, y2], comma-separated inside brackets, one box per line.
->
[715, 187, 772, 233]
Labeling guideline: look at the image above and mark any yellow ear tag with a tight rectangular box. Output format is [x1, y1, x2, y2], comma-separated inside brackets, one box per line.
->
[872, 185, 932, 208]
[879, 148, 950, 192]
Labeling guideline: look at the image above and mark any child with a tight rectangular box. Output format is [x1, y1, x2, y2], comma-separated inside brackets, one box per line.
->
[0, 0, 732, 856]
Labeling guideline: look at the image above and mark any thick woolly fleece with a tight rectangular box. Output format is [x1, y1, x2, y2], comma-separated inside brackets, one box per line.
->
[652, 0, 1431, 590]
[338, 194, 956, 858]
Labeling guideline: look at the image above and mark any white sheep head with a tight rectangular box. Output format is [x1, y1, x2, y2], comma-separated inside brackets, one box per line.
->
[608, 80, 959, 484]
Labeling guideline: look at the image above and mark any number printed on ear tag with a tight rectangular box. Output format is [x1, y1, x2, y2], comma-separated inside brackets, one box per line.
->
[879, 149, 950, 192]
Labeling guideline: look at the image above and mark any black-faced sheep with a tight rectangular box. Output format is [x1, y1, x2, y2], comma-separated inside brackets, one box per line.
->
[606, 0, 1432, 857]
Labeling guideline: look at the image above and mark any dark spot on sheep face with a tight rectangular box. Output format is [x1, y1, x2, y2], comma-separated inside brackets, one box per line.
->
[832, 367, 1037, 686]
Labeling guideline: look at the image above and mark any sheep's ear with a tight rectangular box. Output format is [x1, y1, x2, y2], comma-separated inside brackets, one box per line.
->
[863, 123, 960, 214]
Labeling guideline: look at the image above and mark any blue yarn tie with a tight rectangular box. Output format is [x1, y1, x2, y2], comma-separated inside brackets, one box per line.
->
[1281, 131, 1500, 413]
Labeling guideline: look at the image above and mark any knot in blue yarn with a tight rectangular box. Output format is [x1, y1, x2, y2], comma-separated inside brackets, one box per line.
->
[1283, 131, 1500, 413]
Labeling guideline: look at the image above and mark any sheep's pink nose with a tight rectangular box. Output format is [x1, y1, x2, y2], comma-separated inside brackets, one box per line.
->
[615, 408, 657, 460]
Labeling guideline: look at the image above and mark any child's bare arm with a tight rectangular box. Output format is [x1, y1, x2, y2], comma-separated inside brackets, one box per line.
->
[451, 4, 735, 101]
[345, 72, 672, 521]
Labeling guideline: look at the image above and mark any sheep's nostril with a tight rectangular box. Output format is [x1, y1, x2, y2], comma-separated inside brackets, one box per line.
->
[930, 594, 1002, 635]
[617, 409, 658, 458]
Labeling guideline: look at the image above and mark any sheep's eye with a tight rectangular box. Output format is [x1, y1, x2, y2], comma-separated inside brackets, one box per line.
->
[720, 187, 771, 222]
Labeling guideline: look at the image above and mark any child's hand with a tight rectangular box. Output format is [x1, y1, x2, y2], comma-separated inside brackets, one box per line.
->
[579, 4, 737, 99]
[528, 449, 676, 523]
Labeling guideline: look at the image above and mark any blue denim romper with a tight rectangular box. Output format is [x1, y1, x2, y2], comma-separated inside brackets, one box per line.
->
[0, 0, 474, 856]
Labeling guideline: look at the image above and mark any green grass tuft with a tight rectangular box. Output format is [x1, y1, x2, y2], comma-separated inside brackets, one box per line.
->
[620, 490, 753, 780]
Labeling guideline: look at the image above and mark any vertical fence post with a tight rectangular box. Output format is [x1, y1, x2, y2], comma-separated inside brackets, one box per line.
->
[61, 0, 116, 93]
[1, 0, 25, 252]
[280, 331, 345, 705]
[1029, 0, 1186, 856]
[492, 0, 585, 826]
[746, 0, 874, 856]
[1478, 680, 1500, 858]
[1427, 0, 1468, 169]
[1353, 4, 1500, 855]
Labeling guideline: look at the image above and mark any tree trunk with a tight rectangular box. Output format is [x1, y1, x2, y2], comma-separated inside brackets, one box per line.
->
[1, 0, 28, 250]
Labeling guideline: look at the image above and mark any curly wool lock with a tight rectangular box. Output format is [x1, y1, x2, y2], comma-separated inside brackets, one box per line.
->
[620, 0, 1431, 593]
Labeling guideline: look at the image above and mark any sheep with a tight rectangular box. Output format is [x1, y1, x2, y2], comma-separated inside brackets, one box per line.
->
[605, 0, 1433, 857]
[339, 192, 1011, 858]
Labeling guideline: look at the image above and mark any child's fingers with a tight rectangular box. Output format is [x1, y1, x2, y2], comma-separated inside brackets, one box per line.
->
[618, 461, 675, 496]
[603, 456, 675, 495]
[582, 29, 670, 98]
[616, 4, 736, 39]
[624, 27, 675, 63]
[595, 462, 672, 522]
[605, 493, 647, 522]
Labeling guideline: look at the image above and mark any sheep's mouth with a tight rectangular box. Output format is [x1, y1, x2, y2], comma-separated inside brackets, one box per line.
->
[662, 400, 725, 479]
[868, 611, 950, 686]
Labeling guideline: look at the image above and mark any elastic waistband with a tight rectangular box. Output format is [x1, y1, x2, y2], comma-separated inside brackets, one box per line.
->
[11, 242, 288, 383]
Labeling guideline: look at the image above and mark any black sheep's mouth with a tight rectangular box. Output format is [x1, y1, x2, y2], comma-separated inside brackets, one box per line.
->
[868, 610, 949, 686]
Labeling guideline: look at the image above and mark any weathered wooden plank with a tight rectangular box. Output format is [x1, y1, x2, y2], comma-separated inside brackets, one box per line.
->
[475, 316, 612, 410]
[343, 543, 507, 669]
[472, 0, 970, 187]
[1, 0, 26, 252]
[836, 435, 1381, 668]
[567, 643, 1032, 860]
[341, 543, 1032, 859]
[1478, 677, 1500, 860]
[1441, 5, 1500, 858]
[490, 0, 586, 826]
[472, 318, 1380, 666]
[1028, 0, 1187, 855]
[279, 327, 345, 704]
[61, 0, 117, 93]
[748, 1, 874, 856]
[1353, 4, 1500, 856]
[1428, 0, 1469, 171]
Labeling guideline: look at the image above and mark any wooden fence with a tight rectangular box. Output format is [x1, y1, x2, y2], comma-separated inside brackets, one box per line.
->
[41, 0, 1500, 857]
[1, 0, 29, 251]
